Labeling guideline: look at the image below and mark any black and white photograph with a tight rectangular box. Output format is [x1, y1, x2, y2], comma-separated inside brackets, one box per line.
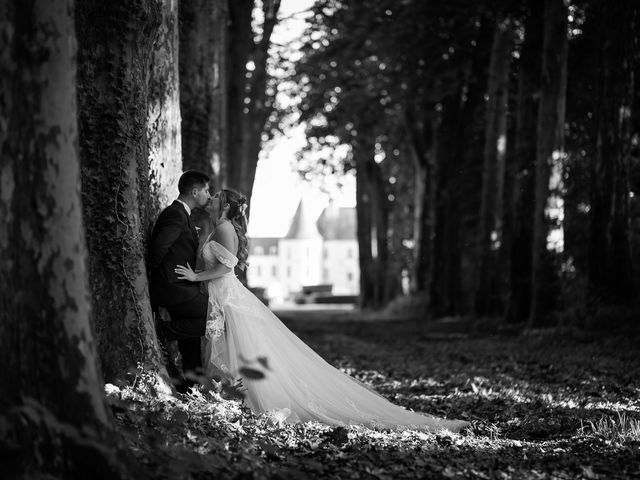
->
[1, 0, 639, 478]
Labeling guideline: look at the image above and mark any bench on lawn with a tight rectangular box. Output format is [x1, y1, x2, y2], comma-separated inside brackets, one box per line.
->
[294, 284, 333, 304]
[294, 285, 358, 305]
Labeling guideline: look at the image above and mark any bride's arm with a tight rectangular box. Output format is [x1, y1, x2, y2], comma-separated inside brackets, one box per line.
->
[175, 223, 235, 282]
[189, 262, 231, 282]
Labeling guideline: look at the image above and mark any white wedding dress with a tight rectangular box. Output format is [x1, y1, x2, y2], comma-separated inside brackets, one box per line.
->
[200, 239, 468, 433]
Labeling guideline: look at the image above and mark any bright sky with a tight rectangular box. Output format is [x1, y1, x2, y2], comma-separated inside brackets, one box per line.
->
[247, 0, 355, 238]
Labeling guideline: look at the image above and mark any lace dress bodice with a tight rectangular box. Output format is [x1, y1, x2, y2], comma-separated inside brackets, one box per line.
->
[201, 239, 238, 271]
[199, 240, 238, 340]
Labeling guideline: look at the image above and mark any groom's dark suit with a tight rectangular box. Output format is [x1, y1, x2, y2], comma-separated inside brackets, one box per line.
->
[148, 200, 208, 377]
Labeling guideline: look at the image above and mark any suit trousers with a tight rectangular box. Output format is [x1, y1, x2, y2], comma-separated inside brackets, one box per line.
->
[164, 292, 208, 374]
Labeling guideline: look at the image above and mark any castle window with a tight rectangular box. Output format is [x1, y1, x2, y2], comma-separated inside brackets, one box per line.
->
[269, 246, 277, 255]
[272, 265, 277, 276]
[254, 246, 264, 255]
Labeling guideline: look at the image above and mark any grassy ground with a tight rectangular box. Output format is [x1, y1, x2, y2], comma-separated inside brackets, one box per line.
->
[110, 309, 640, 479]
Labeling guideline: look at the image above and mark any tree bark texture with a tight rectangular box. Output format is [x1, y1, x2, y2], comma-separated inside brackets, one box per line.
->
[529, 0, 568, 326]
[179, 0, 227, 184]
[76, 0, 167, 381]
[0, 1, 124, 475]
[587, 0, 638, 308]
[147, 0, 183, 224]
[474, 20, 514, 315]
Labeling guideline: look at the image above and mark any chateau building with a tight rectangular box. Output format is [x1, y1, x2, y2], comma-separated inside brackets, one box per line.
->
[247, 199, 359, 304]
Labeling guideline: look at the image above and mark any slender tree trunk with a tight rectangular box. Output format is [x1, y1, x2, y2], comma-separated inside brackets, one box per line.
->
[404, 105, 436, 300]
[76, 0, 169, 381]
[226, 0, 252, 188]
[432, 92, 462, 316]
[587, 0, 638, 308]
[411, 163, 428, 293]
[179, 0, 227, 184]
[354, 139, 377, 309]
[529, 0, 568, 326]
[226, 0, 281, 207]
[475, 20, 514, 315]
[417, 127, 438, 298]
[237, 0, 281, 202]
[500, 60, 520, 322]
[0, 1, 125, 475]
[506, 0, 543, 324]
[387, 144, 415, 300]
[370, 159, 392, 307]
[436, 19, 493, 316]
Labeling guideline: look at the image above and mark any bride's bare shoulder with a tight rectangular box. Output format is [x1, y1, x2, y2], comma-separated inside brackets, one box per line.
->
[213, 221, 236, 252]
[215, 219, 234, 231]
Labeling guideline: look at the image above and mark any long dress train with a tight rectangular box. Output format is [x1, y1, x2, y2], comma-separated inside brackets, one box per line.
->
[200, 239, 468, 433]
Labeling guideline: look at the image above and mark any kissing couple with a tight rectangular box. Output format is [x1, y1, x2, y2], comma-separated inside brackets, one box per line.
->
[147, 170, 469, 432]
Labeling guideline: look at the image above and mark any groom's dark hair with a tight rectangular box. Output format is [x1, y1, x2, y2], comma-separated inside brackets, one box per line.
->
[178, 170, 210, 194]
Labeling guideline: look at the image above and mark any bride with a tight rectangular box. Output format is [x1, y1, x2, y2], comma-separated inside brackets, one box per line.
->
[175, 188, 469, 433]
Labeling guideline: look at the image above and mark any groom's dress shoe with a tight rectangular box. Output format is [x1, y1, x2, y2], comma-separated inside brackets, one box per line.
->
[154, 309, 187, 391]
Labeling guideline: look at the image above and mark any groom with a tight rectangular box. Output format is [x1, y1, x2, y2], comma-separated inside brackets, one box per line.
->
[148, 170, 211, 391]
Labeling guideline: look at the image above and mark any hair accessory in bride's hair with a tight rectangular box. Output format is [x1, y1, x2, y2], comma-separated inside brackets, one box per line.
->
[238, 198, 248, 216]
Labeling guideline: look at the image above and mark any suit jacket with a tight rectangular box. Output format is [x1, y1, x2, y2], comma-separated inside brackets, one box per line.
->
[148, 201, 201, 307]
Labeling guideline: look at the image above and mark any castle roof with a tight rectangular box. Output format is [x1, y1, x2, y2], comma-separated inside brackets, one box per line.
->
[284, 198, 322, 239]
[316, 206, 357, 240]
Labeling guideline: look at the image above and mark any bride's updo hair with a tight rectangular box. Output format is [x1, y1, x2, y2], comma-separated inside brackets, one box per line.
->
[219, 188, 249, 271]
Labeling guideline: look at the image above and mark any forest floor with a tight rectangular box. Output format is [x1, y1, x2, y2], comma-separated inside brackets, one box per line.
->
[109, 308, 640, 479]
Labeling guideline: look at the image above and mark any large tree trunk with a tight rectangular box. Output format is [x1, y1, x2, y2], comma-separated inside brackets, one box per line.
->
[432, 20, 493, 316]
[506, 0, 543, 324]
[0, 1, 125, 475]
[76, 0, 168, 381]
[226, 0, 281, 205]
[474, 20, 514, 315]
[148, 0, 183, 227]
[587, 0, 638, 308]
[179, 0, 227, 184]
[529, 0, 568, 327]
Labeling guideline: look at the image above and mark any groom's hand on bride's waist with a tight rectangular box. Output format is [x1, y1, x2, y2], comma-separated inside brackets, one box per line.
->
[175, 263, 198, 282]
